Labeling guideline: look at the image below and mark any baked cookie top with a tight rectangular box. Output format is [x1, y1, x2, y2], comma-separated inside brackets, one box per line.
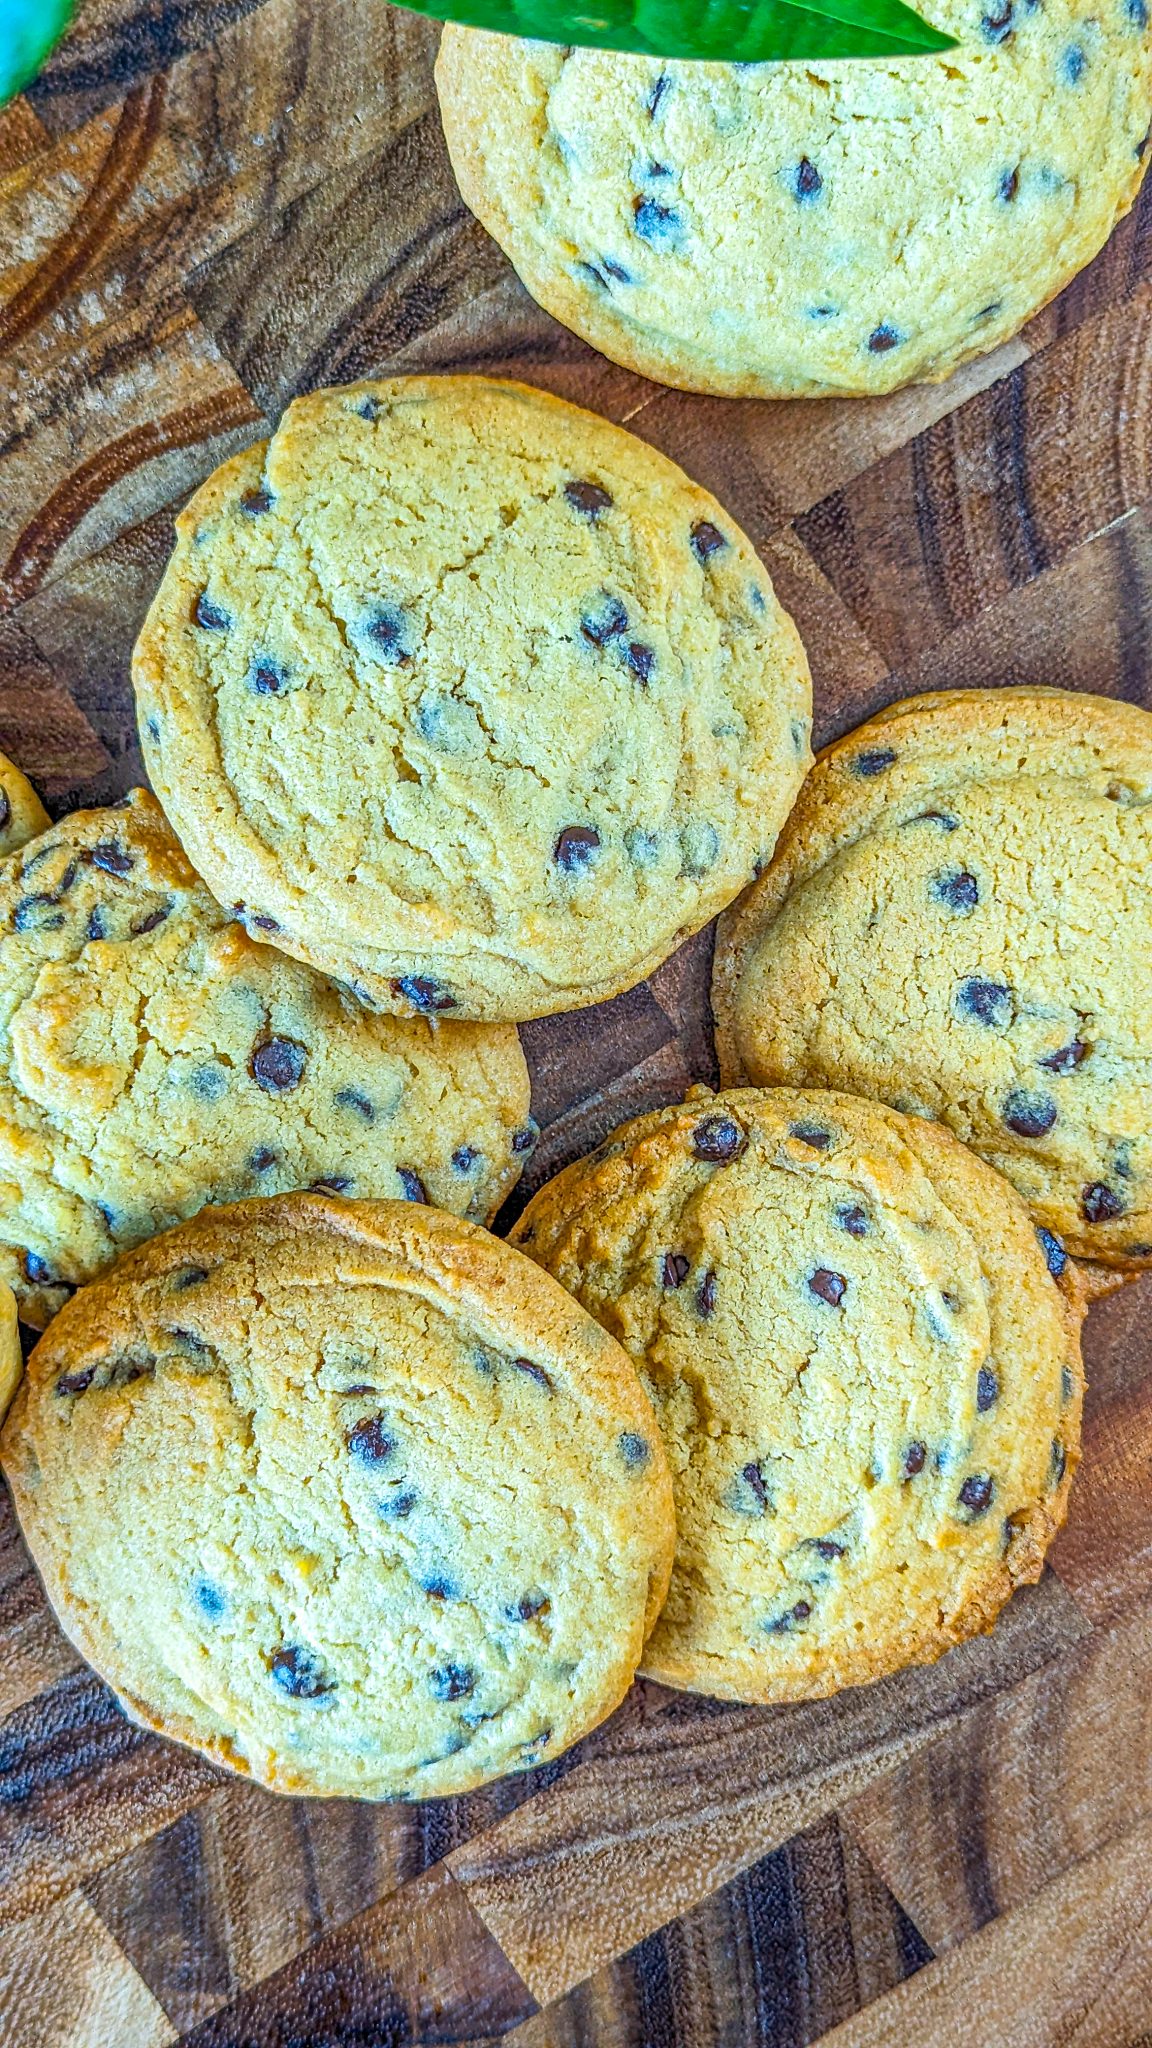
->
[0, 751, 49, 860]
[0, 792, 531, 1326]
[1, 1197, 675, 1799]
[436, 4, 1152, 399]
[714, 689, 1152, 1268]
[133, 376, 811, 1020]
[513, 1088, 1083, 1703]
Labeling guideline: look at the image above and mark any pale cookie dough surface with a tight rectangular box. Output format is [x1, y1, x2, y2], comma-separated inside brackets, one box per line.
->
[133, 376, 812, 1020]
[436, 2, 1152, 399]
[1, 1198, 675, 1798]
[513, 1088, 1083, 1703]
[714, 689, 1152, 1270]
[0, 752, 49, 860]
[0, 793, 532, 1326]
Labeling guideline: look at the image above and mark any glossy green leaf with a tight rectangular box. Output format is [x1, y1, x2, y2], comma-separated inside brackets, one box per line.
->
[0, 0, 74, 103]
[407, 0, 956, 60]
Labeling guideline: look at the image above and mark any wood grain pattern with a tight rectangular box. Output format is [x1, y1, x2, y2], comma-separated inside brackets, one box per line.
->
[2, 0, 1152, 2040]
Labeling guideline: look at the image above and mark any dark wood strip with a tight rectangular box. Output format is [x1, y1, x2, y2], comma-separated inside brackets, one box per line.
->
[26, 0, 273, 135]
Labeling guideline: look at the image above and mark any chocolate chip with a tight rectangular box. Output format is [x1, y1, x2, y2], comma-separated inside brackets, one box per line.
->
[791, 1122, 832, 1150]
[981, 0, 1013, 38]
[335, 1087, 375, 1121]
[690, 520, 728, 563]
[86, 907, 107, 941]
[1061, 1364, 1074, 1403]
[956, 978, 1012, 1028]
[24, 1250, 55, 1285]
[193, 1576, 226, 1621]
[172, 1265, 210, 1292]
[270, 1646, 332, 1698]
[1062, 43, 1086, 81]
[812, 1538, 846, 1560]
[248, 657, 287, 695]
[696, 1268, 717, 1317]
[422, 1573, 460, 1601]
[356, 396, 381, 422]
[514, 1357, 554, 1391]
[1003, 1089, 1058, 1138]
[903, 1441, 927, 1478]
[793, 156, 823, 200]
[958, 1473, 994, 1516]
[933, 870, 980, 912]
[55, 1367, 94, 1398]
[89, 842, 134, 877]
[602, 257, 632, 283]
[647, 72, 671, 116]
[632, 196, 682, 244]
[249, 1147, 278, 1174]
[194, 593, 230, 631]
[251, 913, 280, 933]
[0, 790, 10, 833]
[662, 1252, 690, 1288]
[511, 1123, 538, 1154]
[169, 1327, 209, 1355]
[380, 1490, 417, 1519]
[1129, 0, 1149, 24]
[146, 717, 160, 743]
[809, 1268, 847, 1307]
[13, 896, 65, 933]
[429, 1664, 475, 1701]
[581, 595, 628, 646]
[836, 1204, 869, 1237]
[1039, 1040, 1089, 1073]
[741, 1460, 770, 1511]
[241, 487, 273, 515]
[131, 904, 171, 936]
[347, 1418, 393, 1465]
[624, 641, 656, 684]
[854, 747, 898, 776]
[1081, 1182, 1124, 1223]
[1050, 1438, 1067, 1486]
[510, 1592, 550, 1621]
[976, 1366, 999, 1411]
[391, 974, 457, 1012]
[619, 1431, 650, 1468]
[867, 325, 902, 353]
[907, 808, 959, 830]
[250, 1036, 306, 1093]
[692, 1113, 746, 1164]
[396, 1167, 428, 1203]
[451, 1145, 478, 1173]
[564, 479, 613, 521]
[553, 825, 600, 871]
[767, 1600, 811, 1634]
[999, 165, 1020, 202]
[362, 605, 410, 664]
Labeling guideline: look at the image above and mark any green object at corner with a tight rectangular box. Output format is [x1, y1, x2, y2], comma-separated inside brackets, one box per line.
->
[403, 0, 956, 61]
[0, 0, 74, 103]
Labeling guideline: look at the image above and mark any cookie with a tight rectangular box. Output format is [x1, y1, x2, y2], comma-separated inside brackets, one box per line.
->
[0, 750, 49, 859]
[714, 689, 1152, 1269]
[512, 1088, 1083, 1703]
[0, 1286, 20, 1427]
[133, 376, 812, 1020]
[1, 1196, 675, 1798]
[0, 792, 532, 1327]
[436, 6, 1152, 400]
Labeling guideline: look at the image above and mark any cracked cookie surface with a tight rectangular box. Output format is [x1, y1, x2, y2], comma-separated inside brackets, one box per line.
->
[714, 689, 1152, 1270]
[513, 1088, 1083, 1703]
[436, 2, 1152, 399]
[1, 1196, 675, 1798]
[0, 792, 531, 1325]
[133, 375, 811, 1020]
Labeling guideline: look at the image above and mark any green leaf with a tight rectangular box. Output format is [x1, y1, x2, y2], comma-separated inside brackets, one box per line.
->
[0, 0, 74, 103]
[410, 0, 956, 60]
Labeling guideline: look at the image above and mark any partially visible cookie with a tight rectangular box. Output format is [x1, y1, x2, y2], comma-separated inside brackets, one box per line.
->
[133, 375, 811, 1019]
[436, 7, 1152, 398]
[513, 1088, 1083, 1704]
[0, 1285, 20, 1427]
[0, 751, 49, 859]
[2, 1197, 675, 1798]
[714, 689, 1152, 1270]
[0, 793, 532, 1325]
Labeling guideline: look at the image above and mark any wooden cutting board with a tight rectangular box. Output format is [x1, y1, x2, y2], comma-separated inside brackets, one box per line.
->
[2, 4, 1152, 2043]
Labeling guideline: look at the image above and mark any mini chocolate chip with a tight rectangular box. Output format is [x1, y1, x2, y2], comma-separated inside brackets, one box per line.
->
[581, 595, 628, 646]
[812, 1538, 846, 1560]
[422, 1573, 460, 1601]
[335, 1087, 375, 1121]
[397, 1167, 428, 1203]
[170, 1327, 209, 1354]
[514, 1357, 554, 1391]
[1003, 1089, 1058, 1138]
[793, 156, 823, 200]
[742, 1460, 770, 1511]
[146, 717, 161, 743]
[977, 1365, 999, 1411]
[24, 1250, 55, 1285]
[696, 1268, 717, 1317]
[854, 747, 898, 776]
[311, 1174, 353, 1196]
[662, 1252, 690, 1288]
[941, 1290, 961, 1312]
[379, 1490, 417, 1519]
[836, 1204, 869, 1237]
[249, 1147, 278, 1174]
[619, 1431, 650, 1468]
[602, 257, 632, 283]
[904, 1441, 927, 1477]
[511, 1592, 550, 1622]
[907, 808, 959, 830]
[55, 1367, 94, 1398]
[172, 1265, 210, 1290]
[958, 1473, 994, 1516]
[632, 196, 682, 244]
[647, 72, 671, 116]
[251, 913, 280, 932]
[554, 825, 600, 870]
[249, 657, 287, 695]
[999, 165, 1020, 202]
[981, 0, 1013, 37]
[690, 520, 728, 563]
[356, 396, 381, 421]
[1050, 1438, 1067, 1486]
[348, 1417, 393, 1463]
[1081, 1182, 1124, 1223]
[241, 487, 273, 515]
[1127, 1243, 1152, 1258]
[1062, 43, 1086, 81]
[692, 1113, 746, 1164]
[1129, 0, 1149, 24]
[392, 974, 457, 1012]
[193, 1576, 227, 1621]
[1039, 1040, 1089, 1073]
[190, 1063, 228, 1103]
[791, 1122, 832, 1150]
[89, 842, 134, 876]
[1037, 1224, 1070, 1276]
[131, 904, 171, 936]
[867, 324, 902, 354]
[250, 1036, 306, 1093]
[451, 1145, 478, 1172]
[0, 790, 9, 833]
[564, 479, 613, 520]
[86, 906, 107, 941]
[933, 870, 980, 912]
[511, 1123, 538, 1154]
[624, 641, 656, 684]
[362, 605, 410, 663]
[194, 593, 231, 631]
[429, 1664, 475, 1701]
[13, 896, 65, 933]
[767, 1600, 812, 1634]
[956, 978, 1012, 1027]
[809, 1268, 847, 1307]
[1061, 1364, 1074, 1403]
[270, 1646, 332, 1698]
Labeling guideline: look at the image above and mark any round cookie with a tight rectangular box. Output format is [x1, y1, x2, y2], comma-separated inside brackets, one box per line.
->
[1, 1197, 675, 1799]
[0, 750, 49, 860]
[512, 1088, 1083, 1703]
[714, 689, 1152, 1270]
[0, 792, 532, 1326]
[435, 7, 1152, 400]
[133, 376, 812, 1020]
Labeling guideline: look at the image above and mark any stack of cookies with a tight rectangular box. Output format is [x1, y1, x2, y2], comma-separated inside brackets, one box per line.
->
[1, 367, 1147, 1806]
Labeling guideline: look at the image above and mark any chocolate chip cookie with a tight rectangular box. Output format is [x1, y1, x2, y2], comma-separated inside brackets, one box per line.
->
[714, 689, 1152, 1270]
[2, 1197, 675, 1797]
[513, 1088, 1083, 1703]
[0, 750, 49, 859]
[436, 3, 1152, 398]
[0, 793, 531, 1325]
[133, 376, 811, 1020]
